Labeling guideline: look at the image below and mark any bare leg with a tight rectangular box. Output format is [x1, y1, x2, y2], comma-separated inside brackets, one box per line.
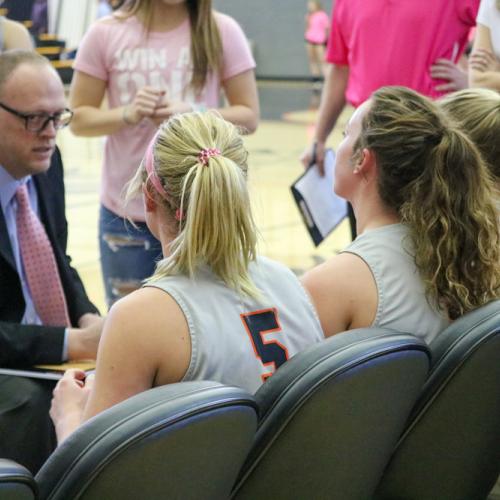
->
[307, 43, 322, 79]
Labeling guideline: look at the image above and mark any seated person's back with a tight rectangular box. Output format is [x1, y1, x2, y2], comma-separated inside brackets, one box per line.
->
[302, 86, 500, 341]
[341, 223, 449, 343]
[0, 17, 33, 51]
[439, 87, 500, 187]
[50, 112, 324, 443]
[148, 255, 323, 393]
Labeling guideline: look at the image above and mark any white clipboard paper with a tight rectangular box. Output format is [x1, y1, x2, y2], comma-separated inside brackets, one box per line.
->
[291, 149, 348, 247]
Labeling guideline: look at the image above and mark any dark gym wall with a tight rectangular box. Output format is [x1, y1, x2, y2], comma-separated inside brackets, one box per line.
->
[213, 0, 332, 80]
[2, 0, 35, 21]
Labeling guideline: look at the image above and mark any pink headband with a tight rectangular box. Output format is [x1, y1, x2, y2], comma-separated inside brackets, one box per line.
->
[198, 148, 220, 166]
[143, 133, 182, 221]
[143, 131, 170, 200]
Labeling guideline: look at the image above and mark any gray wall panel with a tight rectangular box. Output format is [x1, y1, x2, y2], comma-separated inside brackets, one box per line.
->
[214, 0, 331, 79]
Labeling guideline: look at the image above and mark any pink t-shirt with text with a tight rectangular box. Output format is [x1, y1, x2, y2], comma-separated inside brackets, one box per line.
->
[74, 12, 255, 220]
[305, 10, 329, 44]
[326, 0, 479, 107]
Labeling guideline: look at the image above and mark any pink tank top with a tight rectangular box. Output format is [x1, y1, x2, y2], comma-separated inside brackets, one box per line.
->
[305, 11, 329, 44]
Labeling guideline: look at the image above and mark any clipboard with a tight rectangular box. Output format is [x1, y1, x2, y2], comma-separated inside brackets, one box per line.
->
[0, 360, 96, 381]
[290, 149, 348, 247]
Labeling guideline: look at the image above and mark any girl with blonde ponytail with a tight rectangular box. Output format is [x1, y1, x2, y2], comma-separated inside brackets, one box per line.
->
[50, 112, 323, 444]
[303, 86, 500, 340]
[440, 87, 500, 183]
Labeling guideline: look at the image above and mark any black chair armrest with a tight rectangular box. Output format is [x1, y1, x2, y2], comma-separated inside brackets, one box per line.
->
[0, 459, 37, 499]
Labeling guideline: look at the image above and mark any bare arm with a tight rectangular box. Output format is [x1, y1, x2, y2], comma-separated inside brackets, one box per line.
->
[469, 24, 500, 90]
[3, 19, 33, 50]
[69, 71, 164, 137]
[301, 63, 349, 174]
[301, 252, 377, 337]
[50, 287, 191, 443]
[218, 69, 260, 134]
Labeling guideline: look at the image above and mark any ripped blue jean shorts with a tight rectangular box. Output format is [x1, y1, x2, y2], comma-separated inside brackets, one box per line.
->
[99, 204, 162, 308]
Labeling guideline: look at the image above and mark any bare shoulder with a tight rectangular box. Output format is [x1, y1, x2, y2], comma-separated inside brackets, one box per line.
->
[302, 251, 372, 294]
[83, 285, 190, 419]
[3, 19, 33, 50]
[108, 286, 187, 337]
[104, 285, 191, 385]
[302, 252, 377, 336]
[93, 13, 123, 26]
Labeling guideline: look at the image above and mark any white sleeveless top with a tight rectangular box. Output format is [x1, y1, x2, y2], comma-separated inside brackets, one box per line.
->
[145, 256, 324, 393]
[477, 0, 500, 59]
[343, 224, 450, 344]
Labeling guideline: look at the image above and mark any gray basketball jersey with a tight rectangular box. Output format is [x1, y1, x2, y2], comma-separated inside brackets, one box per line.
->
[343, 223, 450, 344]
[145, 256, 324, 393]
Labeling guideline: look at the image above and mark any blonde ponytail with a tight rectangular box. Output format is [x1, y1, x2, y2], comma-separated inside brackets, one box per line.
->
[128, 112, 259, 297]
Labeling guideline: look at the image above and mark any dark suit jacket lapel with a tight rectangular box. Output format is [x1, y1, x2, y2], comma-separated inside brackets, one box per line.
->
[0, 196, 16, 270]
[0, 172, 58, 270]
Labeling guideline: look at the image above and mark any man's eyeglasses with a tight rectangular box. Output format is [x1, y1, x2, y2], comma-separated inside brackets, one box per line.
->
[0, 102, 73, 133]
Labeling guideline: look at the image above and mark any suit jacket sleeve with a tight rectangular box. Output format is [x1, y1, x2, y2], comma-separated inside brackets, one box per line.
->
[38, 147, 99, 323]
[0, 148, 99, 367]
[0, 322, 66, 366]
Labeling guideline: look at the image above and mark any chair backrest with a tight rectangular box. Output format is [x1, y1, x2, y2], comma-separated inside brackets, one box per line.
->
[36, 381, 258, 500]
[375, 300, 500, 500]
[231, 328, 430, 500]
[0, 459, 36, 500]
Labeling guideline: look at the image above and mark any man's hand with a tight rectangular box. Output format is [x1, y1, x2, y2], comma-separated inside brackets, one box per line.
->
[430, 58, 468, 92]
[300, 141, 327, 176]
[50, 369, 95, 444]
[67, 314, 105, 361]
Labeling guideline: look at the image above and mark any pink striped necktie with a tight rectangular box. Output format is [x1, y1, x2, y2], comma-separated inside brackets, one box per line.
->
[15, 183, 70, 327]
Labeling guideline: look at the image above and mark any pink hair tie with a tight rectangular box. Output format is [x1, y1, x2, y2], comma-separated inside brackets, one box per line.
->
[198, 147, 220, 166]
[143, 131, 169, 200]
[175, 208, 184, 221]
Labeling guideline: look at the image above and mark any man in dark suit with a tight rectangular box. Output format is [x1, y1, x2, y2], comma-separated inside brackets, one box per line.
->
[0, 50, 103, 472]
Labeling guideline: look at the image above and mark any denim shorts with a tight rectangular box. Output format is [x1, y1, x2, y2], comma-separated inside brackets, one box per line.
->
[98, 205, 162, 308]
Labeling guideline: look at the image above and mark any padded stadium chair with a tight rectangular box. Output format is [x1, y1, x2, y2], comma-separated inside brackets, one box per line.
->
[35, 46, 63, 62]
[375, 300, 500, 500]
[0, 381, 258, 500]
[231, 328, 431, 500]
[51, 60, 74, 85]
[0, 460, 35, 500]
[35, 37, 66, 49]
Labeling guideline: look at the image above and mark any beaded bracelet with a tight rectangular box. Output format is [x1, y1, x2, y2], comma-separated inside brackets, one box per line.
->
[190, 102, 208, 113]
[122, 106, 136, 125]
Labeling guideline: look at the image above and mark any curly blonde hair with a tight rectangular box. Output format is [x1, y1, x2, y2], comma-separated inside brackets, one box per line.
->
[355, 86, 500, 319]
[127, 112, 259, 297]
